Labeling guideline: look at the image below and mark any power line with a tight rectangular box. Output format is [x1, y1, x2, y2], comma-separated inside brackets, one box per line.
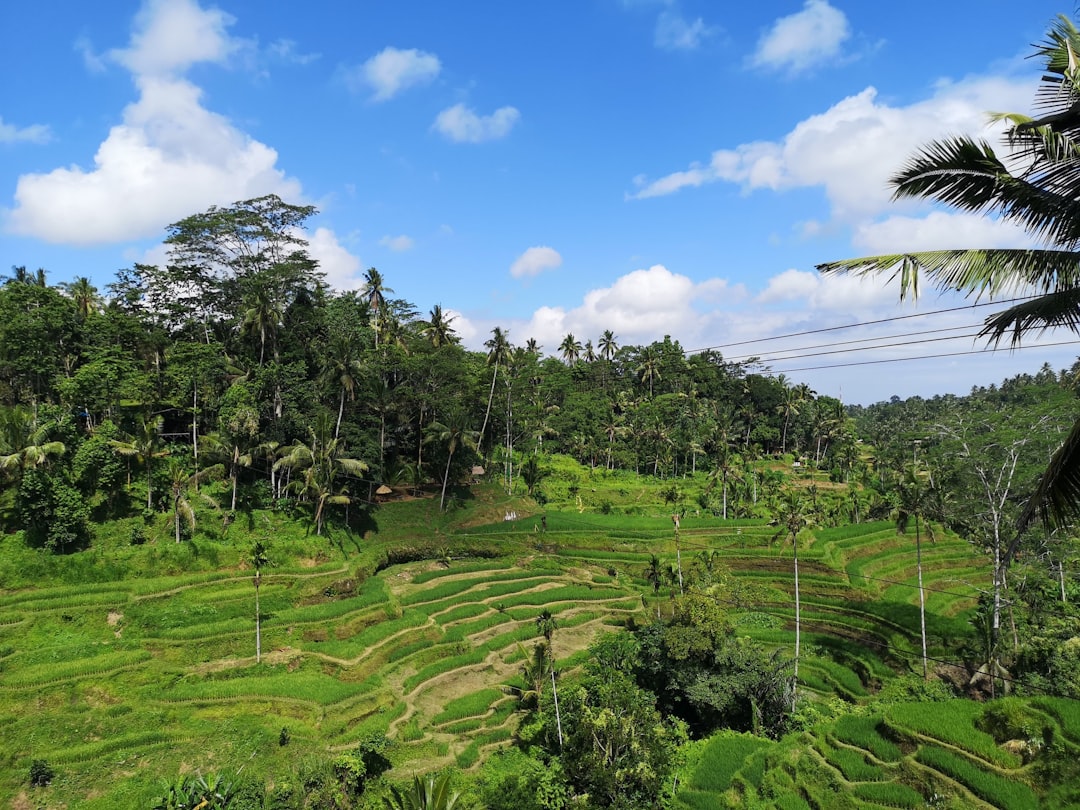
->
[722, 323, 986, 364]
[686, 297, 1036, 355]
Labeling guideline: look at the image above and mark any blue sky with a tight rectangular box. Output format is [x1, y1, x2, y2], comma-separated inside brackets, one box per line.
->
[2, 0, 1077, 403]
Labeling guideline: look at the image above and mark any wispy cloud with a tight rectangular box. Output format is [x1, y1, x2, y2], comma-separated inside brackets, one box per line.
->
[0, 118, 51, 145]
[346, 46, 440, 101]
[510, 246, 562, 278]
[655, 11, 715, 51]
[749, 0, 850, 74]
[379, 234, 414, 252]
[433, 103, 520, 143]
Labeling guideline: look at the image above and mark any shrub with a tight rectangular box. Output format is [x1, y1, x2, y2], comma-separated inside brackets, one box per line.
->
[29, 759, 54, 787]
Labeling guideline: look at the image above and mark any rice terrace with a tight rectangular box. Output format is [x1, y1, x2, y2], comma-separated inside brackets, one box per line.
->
[6, 3, 1080, 809]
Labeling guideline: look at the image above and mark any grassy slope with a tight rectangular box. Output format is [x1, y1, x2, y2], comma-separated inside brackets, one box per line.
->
[1, 466, 1070, 808]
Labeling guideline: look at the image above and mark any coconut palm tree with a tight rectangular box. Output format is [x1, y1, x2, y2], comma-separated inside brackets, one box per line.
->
[275, 414, 368, 535]
[250, 541, 271, 663]
[558, 333, 581, 365]
[598, 329, 618, 361]
[165, 457, 221, 543]
[363, 267, 393, 349]
[817, 14, 1080, 539]
[478, 327, 510, 454]
[0, 406, 66, 482]
[895, 465, 937, 680]
[58, 276, 102, 319]
[111, 416, 168, 510]
[421, 304, 457, 348]
[771, 492, 812, 709]
[425, 411, 479, 511]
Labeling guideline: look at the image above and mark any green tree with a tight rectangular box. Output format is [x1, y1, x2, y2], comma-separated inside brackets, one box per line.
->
[250, 541, 271, 663]
[771, 492, 812, 707]
[426, 411, 479, 511]
[111, 416, 168, 510]
[895, 464, 937, 680]
[276, 413, 368, 535]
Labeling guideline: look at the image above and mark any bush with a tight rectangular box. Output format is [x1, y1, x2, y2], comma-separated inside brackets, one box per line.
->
[29, 759, 54, 787]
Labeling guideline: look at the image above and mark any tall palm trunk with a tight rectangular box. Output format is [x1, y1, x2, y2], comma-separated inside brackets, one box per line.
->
[916, 514, 928, 680]
[479, 361, 499, 453]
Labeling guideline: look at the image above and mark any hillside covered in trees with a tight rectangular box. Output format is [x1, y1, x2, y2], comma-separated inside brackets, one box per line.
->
[2, 193, 1080, 808]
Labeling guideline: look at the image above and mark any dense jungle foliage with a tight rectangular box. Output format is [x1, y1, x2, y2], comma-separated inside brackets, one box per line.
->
[3, 196, 1080, 808]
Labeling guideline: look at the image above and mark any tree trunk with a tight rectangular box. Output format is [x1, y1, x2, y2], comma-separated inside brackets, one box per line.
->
[916, 516, 928, 680]
[255, 576, 262, 663]
[792, 534, 800, 710]
[440, 449, 455, 511]
[479, 362, 499, 454]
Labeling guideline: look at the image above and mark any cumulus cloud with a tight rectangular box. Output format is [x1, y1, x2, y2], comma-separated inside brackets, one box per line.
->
[510, 246, 562, 278]
[3, 0, 303, 246]
[379, 234, 415, 252]
[109, 0, 242, 76]
[629, 75, 1033, 224]
[503, 265, 742, 351]
[655, 11, 714, 51]
[433, 103, 520, 143]
[347, 47, 440, 101]
[308, 227, 363, 290]
[750, 0, 850, 74]
[0, 117, 51, 145]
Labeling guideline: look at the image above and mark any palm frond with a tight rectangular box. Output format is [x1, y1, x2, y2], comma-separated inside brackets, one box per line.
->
[817, 248, 1080, 300]
[1015, 414, 1080, 536]
[978, 288, 1080, 345]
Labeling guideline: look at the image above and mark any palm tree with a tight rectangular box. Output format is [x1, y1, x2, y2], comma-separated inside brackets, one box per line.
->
[635, 346, 661, 397]
[250, 541, 271, 663]
[771, 492, 812, 709]
[478, 327, 509, 454]
[275, 414, 368, 535]
[817, 14, 1080, 540]
[598, 329, 618, 361]
[582, 339, 597, 363]
[0, 406, 66, 482]
[421, 304, 457, 348]
[558, 333, 581, 365]
[165, 458, 220, 543]
[240, 283, 284, 365]
[321, 334, 364, 440]
[645, 554, 664, 618]
[58, 276, 102, 319]
[524, 337, 541, 355]
[425, 411, 479, 511]
[384, 773, 465, 810]
[895, 465, 937, 681]
[111, 416, 168, 510]
[363, 267, 392, 349]
[534, 608, 563, 748]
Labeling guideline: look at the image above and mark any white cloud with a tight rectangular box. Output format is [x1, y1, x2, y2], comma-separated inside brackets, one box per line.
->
[109, 0, 241, 77]
[348, 47, 440, 101]
[3, 0, 303, 246]
[852, 210, 1034, 255]
[379, 234, 414, 252]
[268, 39, 320, 66]
[433, 103, 520, 143]
[510, 246, 562, 278]
[0, 117, 50, 145]
[510, 265, 732, 350]
[629, 75, 1034, 224]
[308, 227, 363, 290]
[750, 0, 850, 74]
[655, 11, 714, 51]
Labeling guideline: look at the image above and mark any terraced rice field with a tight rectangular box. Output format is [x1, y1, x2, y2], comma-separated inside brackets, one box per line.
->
[0, 511, 997, 806]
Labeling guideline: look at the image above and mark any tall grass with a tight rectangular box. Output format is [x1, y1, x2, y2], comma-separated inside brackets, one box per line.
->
[916, 746, 1038, 810]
